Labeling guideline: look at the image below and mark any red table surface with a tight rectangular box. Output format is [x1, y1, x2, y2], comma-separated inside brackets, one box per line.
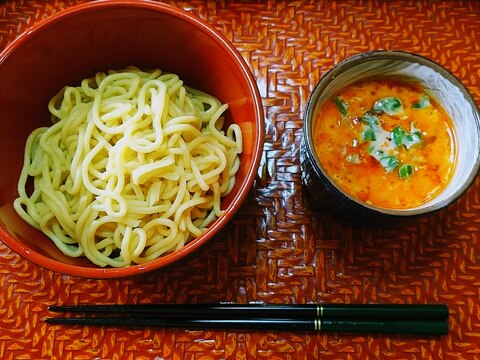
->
[1, 0, 480, 359]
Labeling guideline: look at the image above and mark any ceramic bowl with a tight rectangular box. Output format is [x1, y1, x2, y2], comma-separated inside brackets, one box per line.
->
[301, 50, 480, 218]
[0, 0, 264, 278]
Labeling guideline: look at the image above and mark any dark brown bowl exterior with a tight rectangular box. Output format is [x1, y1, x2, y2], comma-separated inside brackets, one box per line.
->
[301, 50, 480, 219]
[0, 1, 264, 278]
[300, 141, 375, 218]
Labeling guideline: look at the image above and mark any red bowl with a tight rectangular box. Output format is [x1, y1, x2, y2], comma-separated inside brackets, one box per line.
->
[0, 0, 264, 278]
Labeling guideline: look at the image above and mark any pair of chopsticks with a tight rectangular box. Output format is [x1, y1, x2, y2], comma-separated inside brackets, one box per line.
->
[45, 303, 449, 335]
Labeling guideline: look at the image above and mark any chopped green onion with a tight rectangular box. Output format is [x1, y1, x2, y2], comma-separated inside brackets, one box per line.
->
[362, 128, 376, 142]
[390, 122, 423, 150]
[375, 149, 385, 158]
[404, 123, 422, 149]
[379, 156, 399, 173]
[361, 112, 379, 126]
[412, 93, 430, 109]
[398, 163, 414, 179]
[404, 133, 422, 149]
[359, 109, 421, 177]
[333, 96, 348, 117]
[373, 97, 404, 116]
[391, 126, 406, 147]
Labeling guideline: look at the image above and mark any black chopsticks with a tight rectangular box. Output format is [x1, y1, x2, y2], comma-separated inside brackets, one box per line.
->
[45, 303, 449, 335]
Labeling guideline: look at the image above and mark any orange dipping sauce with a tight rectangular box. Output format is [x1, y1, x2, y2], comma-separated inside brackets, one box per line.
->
[313, 79, 456, 209]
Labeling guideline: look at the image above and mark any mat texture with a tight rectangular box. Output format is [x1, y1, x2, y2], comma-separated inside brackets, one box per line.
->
[1, 0, 480, 359]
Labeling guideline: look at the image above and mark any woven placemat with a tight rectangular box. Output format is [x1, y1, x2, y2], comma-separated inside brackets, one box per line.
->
[1, 0, 480, 358]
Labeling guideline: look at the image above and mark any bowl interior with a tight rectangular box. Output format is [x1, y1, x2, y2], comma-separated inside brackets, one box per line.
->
[0, 1, 264, 277]
[305, 51, 480, 216]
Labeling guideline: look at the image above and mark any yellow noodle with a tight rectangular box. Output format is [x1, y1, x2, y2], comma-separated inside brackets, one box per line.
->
[13, 67, 243, 267]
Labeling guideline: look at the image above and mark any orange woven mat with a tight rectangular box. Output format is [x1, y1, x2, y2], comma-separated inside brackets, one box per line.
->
[1, 0, 480, 359]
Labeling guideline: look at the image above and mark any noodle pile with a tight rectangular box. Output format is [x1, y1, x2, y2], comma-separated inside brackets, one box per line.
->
[13, 67, 243, 267]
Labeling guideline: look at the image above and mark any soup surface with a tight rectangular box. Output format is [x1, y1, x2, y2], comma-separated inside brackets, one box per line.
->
[313, 79, 456, 209]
